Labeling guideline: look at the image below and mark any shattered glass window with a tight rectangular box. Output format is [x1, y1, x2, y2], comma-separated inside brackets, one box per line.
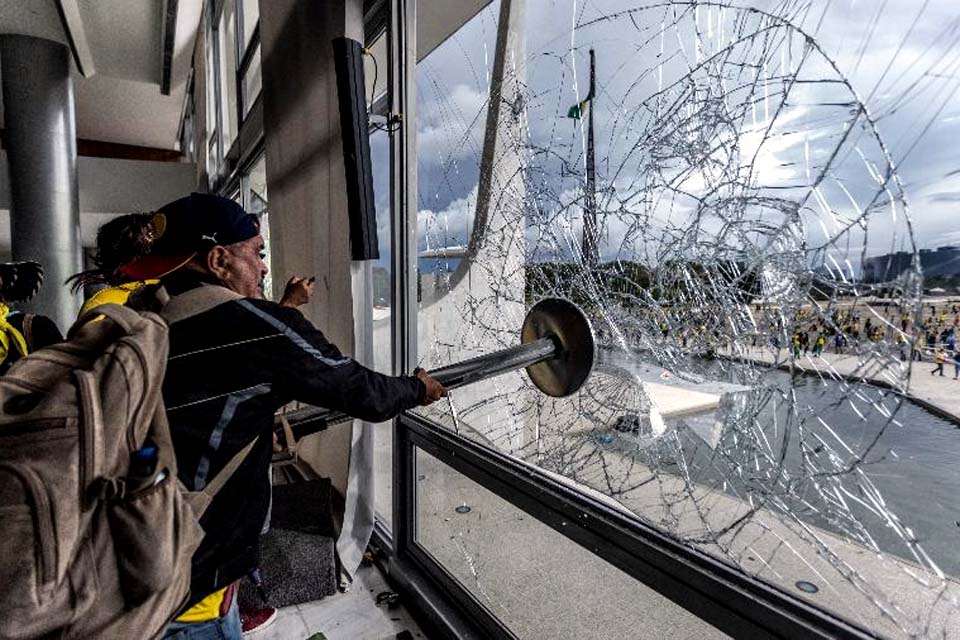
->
[412, 1, 960, 636]
[415, 447, 727, 638]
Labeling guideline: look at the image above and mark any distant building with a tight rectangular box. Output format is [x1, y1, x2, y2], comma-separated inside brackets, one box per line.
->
[862, 246, 960, 282]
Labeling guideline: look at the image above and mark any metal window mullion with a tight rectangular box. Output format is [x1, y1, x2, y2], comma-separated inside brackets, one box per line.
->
[238, 24, 260, 77]
[235, 0, 246, 60]
[390, 0, 418, 557]
[208, 0, 225, 181]
[237, 29, 260, 121]
[389, 0, 417, 376]
[232, 0, 244, 133]
[235, 0, 262, 121]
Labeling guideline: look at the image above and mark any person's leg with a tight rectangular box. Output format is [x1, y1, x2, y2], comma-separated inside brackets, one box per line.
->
[219, 596, 242, 640]
[163, 617, 227, 640]
[163, 591, 241, 640]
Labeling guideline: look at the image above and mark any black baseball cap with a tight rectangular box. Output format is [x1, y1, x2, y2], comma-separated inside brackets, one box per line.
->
[119, 193, 260, 280]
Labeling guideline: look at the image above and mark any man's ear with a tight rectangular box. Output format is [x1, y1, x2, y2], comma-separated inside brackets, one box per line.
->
[206, 246, 231, 280]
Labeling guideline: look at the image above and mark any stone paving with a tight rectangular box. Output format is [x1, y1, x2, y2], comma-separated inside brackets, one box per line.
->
[731, 345, 960, 424]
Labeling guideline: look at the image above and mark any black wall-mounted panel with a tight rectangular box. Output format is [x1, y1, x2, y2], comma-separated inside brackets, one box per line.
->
[333, 36, 379, 261]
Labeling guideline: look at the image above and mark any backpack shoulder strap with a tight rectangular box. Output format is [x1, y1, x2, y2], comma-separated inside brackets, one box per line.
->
[191, 435, 259, 518]
[69, 303, 148, 339]
[161, 285, 243, 325]
[21, 313, 34, 352]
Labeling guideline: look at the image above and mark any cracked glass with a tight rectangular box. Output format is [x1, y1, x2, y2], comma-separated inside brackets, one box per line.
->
[415, 447, 727, 638]
[408, 1, 960, 636]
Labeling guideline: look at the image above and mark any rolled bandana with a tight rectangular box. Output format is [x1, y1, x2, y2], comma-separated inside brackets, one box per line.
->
[0, 302, 29, 363]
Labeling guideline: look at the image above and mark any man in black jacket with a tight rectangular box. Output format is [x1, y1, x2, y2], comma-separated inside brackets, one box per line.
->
[119, 193, 445, 639]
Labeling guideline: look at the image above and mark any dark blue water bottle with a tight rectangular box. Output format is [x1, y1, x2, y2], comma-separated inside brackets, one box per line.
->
[129, 444, 158, 482]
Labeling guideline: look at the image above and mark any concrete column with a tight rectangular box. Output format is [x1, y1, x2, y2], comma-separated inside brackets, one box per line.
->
[0, 35, 82, 331]
[259, 0, 360, 346]
[259, 0, 364, 573]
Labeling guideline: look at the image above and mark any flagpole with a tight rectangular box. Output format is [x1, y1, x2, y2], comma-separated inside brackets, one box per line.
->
[582, 48, 598, 267]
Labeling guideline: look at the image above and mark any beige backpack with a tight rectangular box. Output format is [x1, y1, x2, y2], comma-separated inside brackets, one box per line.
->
[0, 303, 202, 639]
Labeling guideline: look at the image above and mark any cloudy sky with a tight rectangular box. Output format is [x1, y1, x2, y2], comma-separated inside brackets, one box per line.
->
[371, 0, 960, 274]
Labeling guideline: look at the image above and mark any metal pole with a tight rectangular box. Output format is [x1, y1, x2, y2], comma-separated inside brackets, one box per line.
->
[582, 48, 598, 267]
[0, 35, 82, 331]
[428, 337, 557, 390]
[300, 336, 560, 430]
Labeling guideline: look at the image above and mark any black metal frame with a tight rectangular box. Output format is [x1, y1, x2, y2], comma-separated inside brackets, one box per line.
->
[387, 0, 423, 547]
[236, 24, 261, 120]
[202, 0, 263, 191]
[370, 522, 496, 640]
[205, 0, 225, 186]
[159, 0, 180, 95]
[394, 413, 881, 640]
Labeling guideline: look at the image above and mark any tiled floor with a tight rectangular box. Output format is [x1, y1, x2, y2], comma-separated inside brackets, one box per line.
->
[245, 564, 428, 640]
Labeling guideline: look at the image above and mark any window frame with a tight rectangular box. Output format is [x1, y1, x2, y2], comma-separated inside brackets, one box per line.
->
[205, 1, 223, 179]
[215, 0, 239, 153]
[376, 1, 895, 639]
[176, 70, 196, 161]
[396, 413, 880, 640]
[237, 23, 261, 119]
[188, 1, 899, 637]
[202, 0, 262, 189]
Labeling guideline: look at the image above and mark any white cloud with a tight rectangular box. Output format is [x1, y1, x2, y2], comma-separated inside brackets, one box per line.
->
[411, 0, 960, 262]
[417, 185, 478, 253]
[417, 82, 488, 163]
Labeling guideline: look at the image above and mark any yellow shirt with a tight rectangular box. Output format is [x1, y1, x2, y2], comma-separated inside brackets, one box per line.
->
[175, 587, 227, 623]
[79, 281, 160, 317]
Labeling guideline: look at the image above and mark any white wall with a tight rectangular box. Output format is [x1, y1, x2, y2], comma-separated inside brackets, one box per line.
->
[0, 153, 198, 249]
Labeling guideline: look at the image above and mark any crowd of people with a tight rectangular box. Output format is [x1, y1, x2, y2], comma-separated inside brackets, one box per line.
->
[772, 304, 960, 379]
[3, 193, 446, 639]
[646, 294, 960, 383]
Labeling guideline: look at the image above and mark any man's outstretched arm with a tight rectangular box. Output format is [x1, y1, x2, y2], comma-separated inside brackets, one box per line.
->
[239, 298, 444, 421]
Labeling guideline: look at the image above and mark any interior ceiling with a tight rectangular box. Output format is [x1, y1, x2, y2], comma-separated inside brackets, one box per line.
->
[80, 0, 162, 83]
[0, 0, 484, 152]
[0, 0, 202, 150]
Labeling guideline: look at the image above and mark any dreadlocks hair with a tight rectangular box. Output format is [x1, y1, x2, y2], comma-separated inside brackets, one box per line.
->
[66, 213, 157, 292]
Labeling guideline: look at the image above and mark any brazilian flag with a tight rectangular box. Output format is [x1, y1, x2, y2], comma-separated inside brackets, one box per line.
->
[567, 88, 594, 119]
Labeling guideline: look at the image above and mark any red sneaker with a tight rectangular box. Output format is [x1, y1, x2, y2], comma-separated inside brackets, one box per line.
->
[240, 606, 278, 636]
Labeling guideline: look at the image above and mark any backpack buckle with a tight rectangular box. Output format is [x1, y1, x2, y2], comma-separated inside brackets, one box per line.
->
[91, 476, 127, 501]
